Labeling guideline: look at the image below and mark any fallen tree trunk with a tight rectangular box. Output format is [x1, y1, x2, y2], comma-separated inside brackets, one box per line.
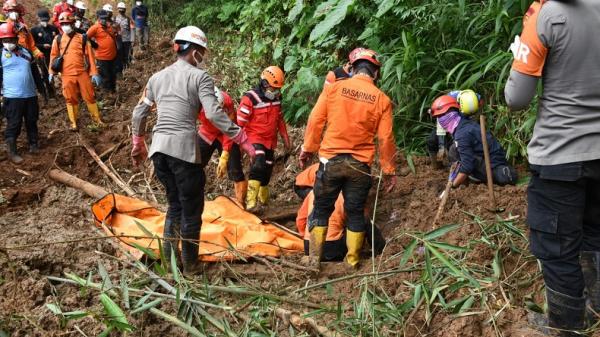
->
[48, 169, 108, 199]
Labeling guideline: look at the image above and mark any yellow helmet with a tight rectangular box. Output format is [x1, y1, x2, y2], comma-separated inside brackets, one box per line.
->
[457, 89, 480, 116]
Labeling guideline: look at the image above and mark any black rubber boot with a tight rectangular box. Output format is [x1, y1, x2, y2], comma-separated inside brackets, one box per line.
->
[6, 138, 23, 164]
[181, 231, 203, 276]
[547, 287, 586, 337]
[162, 219, 181, 266]
[581, 251, 600, 324]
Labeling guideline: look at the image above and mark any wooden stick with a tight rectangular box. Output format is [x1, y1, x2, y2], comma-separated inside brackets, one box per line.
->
[48, 169, 108, 199]
[79, 135, 136, 197]
[479, 115, 497, 211]
[432, 179, 452, 229]
[274, 308, 339, 337]
[264, 256, 319, 274]
[87, 140, 125, 165]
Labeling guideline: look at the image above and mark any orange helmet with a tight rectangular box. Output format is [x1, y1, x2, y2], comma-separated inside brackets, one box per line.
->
[0, 21, 15, 38]
[349, 48, 380, 67]
[261, 66, 285, 88]
[58, 12, 74, 24]
[430, 95, 460, 117]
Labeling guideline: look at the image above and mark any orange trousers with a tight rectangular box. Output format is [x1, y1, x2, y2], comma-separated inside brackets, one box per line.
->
[62, 72, 96, 105]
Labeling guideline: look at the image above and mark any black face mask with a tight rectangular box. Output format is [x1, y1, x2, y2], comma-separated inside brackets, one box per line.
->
[100, 19, 107, 26]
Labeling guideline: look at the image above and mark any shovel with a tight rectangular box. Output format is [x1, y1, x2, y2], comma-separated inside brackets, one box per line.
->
[479, 115, 505, 213]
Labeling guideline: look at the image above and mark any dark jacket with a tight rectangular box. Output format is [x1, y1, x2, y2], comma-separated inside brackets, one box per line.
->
[453, 118, 508, 174]
[30, 24, 59, 59]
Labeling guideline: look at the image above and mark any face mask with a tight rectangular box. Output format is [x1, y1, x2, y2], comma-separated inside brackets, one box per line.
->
[118, 9, 125, 14]
[191, 50, 203, 69]
[264, 88, 280, 100]
[61, 25, 73, 34]
[8, 12, 18, 20]
[40, 21, 48, 27]
[100, 19, 107, 26]
[136, 1, 141, 5]
[74, 20, 81, 28]
[437, 110, 462, 134]
[3, 43, 16, 51]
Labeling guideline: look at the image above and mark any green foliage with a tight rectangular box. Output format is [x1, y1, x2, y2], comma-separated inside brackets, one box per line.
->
[176, 0, 536, 161]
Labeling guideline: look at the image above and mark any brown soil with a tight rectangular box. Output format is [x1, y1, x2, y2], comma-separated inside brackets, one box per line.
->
[0, 4, 551, 337]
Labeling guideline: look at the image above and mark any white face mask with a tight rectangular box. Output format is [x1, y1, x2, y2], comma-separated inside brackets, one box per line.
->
[61, 25, 73, 34]
[192, 50, 203, 69]
[74, 20, 81, 28]
[40, 21, 48, 27]
[136, 1, 141, 5]
[264, 88, 280, 100]
[3, 43, 16, 51]
[8, 12, 18, 21]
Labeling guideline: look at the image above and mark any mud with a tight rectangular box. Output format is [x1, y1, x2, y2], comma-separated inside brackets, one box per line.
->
[0, 4, 544, 337]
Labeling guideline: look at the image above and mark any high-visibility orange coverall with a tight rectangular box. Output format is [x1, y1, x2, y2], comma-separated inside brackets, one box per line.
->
[49, 32, 97, 105]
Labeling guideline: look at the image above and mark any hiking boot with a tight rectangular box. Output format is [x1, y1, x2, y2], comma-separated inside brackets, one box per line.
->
[547, 287, 586, 337]
[6, 138, 23, 164]
[581, 251, 600, 324]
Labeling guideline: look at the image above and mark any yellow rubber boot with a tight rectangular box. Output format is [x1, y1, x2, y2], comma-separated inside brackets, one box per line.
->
[66, 104, 78, 130]
[258, 186, 270, 206]
[246, 180, 261, 211]
[86, 102, 106, 127]
[345, 230, 366, 269]
[306, 226, 327, 272]
[234, 180, 248, 208]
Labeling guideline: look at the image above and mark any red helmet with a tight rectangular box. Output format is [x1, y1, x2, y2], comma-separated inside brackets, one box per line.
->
[58, 12, 74, 24]
[348, 48, 380, 67]
[0, 22, 16, 38]
[430, 95, 460, 117]
[2, 0, 23, 14]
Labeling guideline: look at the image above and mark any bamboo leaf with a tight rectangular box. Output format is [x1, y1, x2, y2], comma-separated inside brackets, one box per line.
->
[309, 0, 355, 42]
[424, 223, 461, 241]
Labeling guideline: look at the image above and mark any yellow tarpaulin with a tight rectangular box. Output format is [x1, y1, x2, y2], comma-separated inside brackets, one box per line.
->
[91, 193, 304, 262]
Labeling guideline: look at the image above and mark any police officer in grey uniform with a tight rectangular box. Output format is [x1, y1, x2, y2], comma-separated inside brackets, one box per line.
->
[131, 26, 256, 276]
[505, 0, 600, 335]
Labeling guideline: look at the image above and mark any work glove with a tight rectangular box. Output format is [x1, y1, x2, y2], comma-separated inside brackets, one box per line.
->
[216, 150, 229, 179]
[231, 130, 256, 160]
[91, 75, 102, 87]
[449, 163, 460, 182]
[384, 175, 397, 193]
[36, 53, 45, 60]
[48, 74, 53, 83]
[298, 149, 314, 169]
[131, 134, 147, 167]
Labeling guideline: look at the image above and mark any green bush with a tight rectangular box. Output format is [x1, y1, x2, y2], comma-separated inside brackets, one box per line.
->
[177, 0, 536, 160]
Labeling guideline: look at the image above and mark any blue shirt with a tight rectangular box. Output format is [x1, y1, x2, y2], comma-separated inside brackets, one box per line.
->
[453, 118, 508, 174]
[1, 47, 36, 99]
[131, 5, 148, 28]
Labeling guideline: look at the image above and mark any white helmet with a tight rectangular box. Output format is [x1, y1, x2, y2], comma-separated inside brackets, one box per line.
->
[75, 1, 86, 9]
[102, 4, 113, 12]
[66, 0, 74, 5]
[173, 26, 208, 49]
[117, 2, 126, 9]
[214, 86, 224, 107]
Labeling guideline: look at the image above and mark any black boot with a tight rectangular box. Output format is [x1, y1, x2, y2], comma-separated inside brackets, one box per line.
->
[181, 231, 203, 276]
[429, 152, 442, 169]
[547, 287, 586, 337]
[29, 142, 39, 154]
[162, 219, 181, 266]
[6, 138, 23, 164]
[581, 251, 600, 324]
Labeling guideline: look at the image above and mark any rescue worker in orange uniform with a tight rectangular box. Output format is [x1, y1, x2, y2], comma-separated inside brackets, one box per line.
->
[51, 0, 75, 33]
[295, 163, 385, 261]
[3, 0, 45, 61]
[300, 48, 397, 271]
[49, 12, 103, 130]
[87, 9, 118, 92]
[237, 66, 291, 211]
[323, 51, 352, 87]
[198, 87, 247, 206]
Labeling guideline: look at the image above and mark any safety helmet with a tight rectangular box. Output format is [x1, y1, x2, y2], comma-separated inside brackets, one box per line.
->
[75, 1, 86, 9]
[173, 26, 208, 49]
[0, 21, 15, 38]
[37, 8, 50, 20]
[214, 86, 224, 107]
[66, 0, 74, 5]
[348, 47, 381, 67]
[102, 4, 112, 12]
[457, 89, 480, 116]
[117, 2, 126, 9]
[58, 11, 75, 23]
[261, 66, 284, 88]
[3, 0, 18, 12]
[430, 95, 460, 118]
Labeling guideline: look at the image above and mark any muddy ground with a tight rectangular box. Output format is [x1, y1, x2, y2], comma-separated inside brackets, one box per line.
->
[0, 3, 559, 337]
